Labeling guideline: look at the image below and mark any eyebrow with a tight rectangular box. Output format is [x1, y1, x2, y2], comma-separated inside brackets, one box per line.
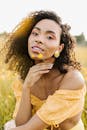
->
[33, 27, 56, 35]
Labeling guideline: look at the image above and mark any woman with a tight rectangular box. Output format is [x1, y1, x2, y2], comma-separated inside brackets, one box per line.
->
[4, 10, 86, 130]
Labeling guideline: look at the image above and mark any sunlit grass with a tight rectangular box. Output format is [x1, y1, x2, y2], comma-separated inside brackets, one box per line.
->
[75, 45, 87, 130]
[0, 44, 87, 130]
[0, 69, 16, 130]
[75, 45, 87, 67]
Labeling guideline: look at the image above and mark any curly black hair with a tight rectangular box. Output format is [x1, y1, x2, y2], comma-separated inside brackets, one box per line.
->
[1, 10, 81, 80]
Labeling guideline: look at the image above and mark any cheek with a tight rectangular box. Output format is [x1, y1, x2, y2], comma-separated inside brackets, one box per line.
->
[28, 36, 32, 48]
[28, 36, 30, 44]
[28, 34, 34, 43]
[45, 45, 57, 56]
[46, 42, 58, 52]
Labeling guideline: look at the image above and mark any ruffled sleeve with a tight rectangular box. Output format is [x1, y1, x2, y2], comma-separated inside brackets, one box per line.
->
[37, 87, 86, 128]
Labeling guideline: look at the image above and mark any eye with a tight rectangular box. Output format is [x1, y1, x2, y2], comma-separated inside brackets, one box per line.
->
[31, 31, 39, 36]
[47, 36, 54, 40]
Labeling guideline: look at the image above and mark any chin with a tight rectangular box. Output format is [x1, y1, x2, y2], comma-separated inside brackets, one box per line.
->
[30, 53, 44, 60]
[30, 56, 42, 60]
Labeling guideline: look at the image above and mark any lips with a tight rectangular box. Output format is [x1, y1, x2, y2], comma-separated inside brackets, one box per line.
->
[31, 46, 44, 53]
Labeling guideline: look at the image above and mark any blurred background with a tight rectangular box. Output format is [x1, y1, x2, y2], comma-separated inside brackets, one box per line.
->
[0, 0, 87, 129]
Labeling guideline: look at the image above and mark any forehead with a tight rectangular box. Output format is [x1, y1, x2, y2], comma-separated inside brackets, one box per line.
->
[34, 19, 61, 34]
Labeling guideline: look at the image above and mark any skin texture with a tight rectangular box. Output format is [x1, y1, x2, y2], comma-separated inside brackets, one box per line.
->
[10, 19, 85, 130]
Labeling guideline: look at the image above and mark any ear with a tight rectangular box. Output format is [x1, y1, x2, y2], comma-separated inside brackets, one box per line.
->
[58, 43, 64, 52]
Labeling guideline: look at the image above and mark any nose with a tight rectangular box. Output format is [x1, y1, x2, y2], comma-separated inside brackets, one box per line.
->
[35, 40, 43, 44]
[35, 35, 44, 44]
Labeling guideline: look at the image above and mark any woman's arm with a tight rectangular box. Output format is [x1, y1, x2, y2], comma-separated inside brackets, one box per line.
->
[15, 63, 53, 126]
[59, 111, 82, 130]
[10, 112, 82, 130]
[15, 83, 32, 126]
[11, 114, 48, 130]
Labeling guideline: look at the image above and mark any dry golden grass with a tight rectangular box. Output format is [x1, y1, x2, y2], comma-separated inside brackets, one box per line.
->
[75, 45, 87, 67]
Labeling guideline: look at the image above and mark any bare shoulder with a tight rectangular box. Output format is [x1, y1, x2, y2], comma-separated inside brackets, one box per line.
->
[59, 68, 86, 90]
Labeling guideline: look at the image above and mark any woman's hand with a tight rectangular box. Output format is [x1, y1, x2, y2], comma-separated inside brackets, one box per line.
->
[23, 63, 53, 88]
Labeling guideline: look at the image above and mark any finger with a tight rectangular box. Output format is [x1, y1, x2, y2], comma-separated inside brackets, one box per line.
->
[36, 62, 53, 67]
[31, 65, 53, 73]
[32, 63, 53, 70]
[38, 69, 50, 74]
[30, 68, 50, 77]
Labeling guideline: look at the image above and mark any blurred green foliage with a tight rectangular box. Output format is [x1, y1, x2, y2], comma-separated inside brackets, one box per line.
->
[75, 33, 87, 46]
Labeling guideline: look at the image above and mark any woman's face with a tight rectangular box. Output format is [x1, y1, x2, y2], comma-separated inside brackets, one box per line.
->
[28, 19, 63, 61]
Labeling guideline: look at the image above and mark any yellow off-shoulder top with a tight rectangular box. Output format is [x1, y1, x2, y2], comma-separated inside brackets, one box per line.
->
[12, 76, 86, 130]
